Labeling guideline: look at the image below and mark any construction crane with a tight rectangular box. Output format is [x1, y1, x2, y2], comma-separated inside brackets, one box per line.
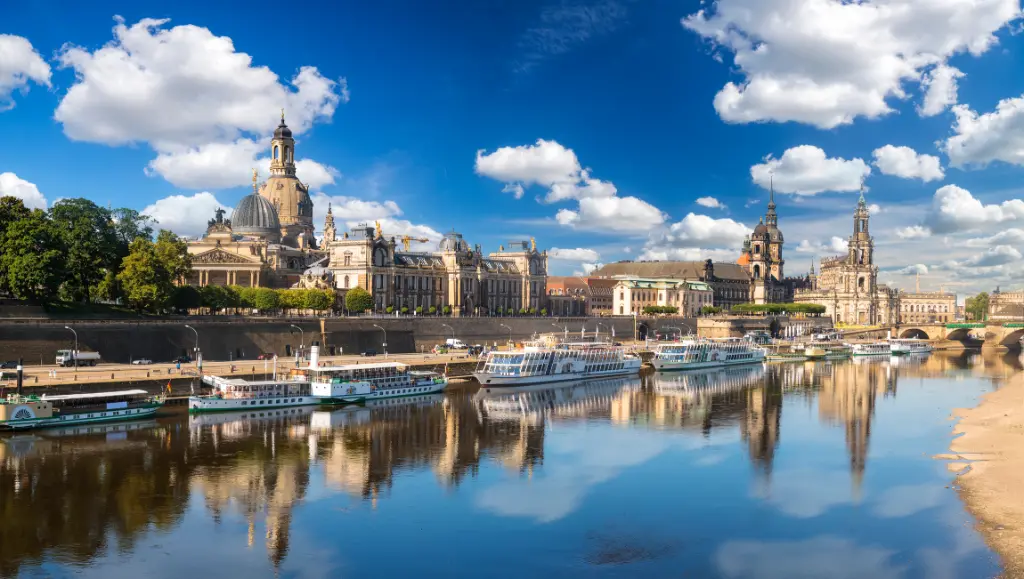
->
[380, 230, 430, 252]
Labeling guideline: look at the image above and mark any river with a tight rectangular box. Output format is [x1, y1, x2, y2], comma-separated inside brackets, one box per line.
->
[0, 350, 1019, 578]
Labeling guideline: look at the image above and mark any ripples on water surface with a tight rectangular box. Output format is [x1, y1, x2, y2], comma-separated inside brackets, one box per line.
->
[1, 351, 1019, 578]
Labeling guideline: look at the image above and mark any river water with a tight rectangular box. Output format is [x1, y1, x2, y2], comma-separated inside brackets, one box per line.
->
[1, 351, 1019, 578]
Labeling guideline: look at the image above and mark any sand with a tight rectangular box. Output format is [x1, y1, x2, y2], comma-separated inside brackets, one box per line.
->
[949, 373, 1024, 578]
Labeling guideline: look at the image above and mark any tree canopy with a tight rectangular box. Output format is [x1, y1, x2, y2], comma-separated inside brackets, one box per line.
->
[345, 287, 373, 313]
[731, 303, 827, 315]
[965, 292, 989, 321]
[117, 230, 192, 312]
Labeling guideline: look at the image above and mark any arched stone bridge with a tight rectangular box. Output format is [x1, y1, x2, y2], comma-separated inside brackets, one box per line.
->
[890, 323, 1024, 348]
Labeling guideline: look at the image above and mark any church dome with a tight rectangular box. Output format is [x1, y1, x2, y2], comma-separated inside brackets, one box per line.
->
[753, 221, 769, 236]
[439, 231, 470, 252]
[274, 117, 293, 139]
[232, 193, 281, 238]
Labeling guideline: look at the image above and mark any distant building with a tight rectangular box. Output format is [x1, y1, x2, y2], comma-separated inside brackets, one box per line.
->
[738, 184, 814, 303]
[899, 292, 956, 324]
[988, 288, 1024, 321]
[956, 304, 966, 321]
[324, 226, 547, 315]
[546, 277, 589, 316]
[611, 278, 713, 316]
[591, 260, 749, 310]
[794, 193, 899, 325]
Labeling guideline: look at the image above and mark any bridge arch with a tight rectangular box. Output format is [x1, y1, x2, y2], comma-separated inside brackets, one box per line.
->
[899, 328, 930, 339]
[1001, 328, 1024, 349]
[945, 328, 972, 342]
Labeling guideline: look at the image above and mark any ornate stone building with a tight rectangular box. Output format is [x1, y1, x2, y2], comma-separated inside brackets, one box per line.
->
[185, 163, 324, 289]
[899, 291, 956, 324]
[794, 193, 899, 325]
[323, 224, 547, 315]
[611, 278, 713, 316]
[737, 185, 812, 303]
[988, 288, 1024, 321]
[591, 260, 750, 310]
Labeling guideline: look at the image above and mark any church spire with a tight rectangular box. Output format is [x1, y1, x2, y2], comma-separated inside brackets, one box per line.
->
[765, 174, 778, 226]
[270, 110, 296, 178]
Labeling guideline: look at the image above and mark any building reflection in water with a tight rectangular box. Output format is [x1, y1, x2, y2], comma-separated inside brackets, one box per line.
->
[0, 349, 1016, 576]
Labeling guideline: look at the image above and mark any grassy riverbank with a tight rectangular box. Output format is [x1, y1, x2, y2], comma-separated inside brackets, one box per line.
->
[949, 373, 1024, 577]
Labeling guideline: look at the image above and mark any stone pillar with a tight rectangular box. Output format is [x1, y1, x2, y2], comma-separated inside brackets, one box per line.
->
[250, 271, 255, 286]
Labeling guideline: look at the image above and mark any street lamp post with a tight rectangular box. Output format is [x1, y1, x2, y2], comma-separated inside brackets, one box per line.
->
[290, 324, 305, 360]
[596, 323, 606, 341]
[64, 326, 78, 369]
[373, 324, 388, 357]
[441, 323, 456, 343]
[184, 324, 199, 368]
[499, 323, 512, 349]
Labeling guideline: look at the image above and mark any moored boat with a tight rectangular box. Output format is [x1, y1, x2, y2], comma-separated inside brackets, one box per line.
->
[0, 389, 164, 431]
[188, 376, 317, 413]
[851, 341, 891, 356]
[889, 338, 933, 355]
[651, 338, 765, 372]
[805, 342, 852, 360]
[307, 362, 448, 403]
[473, 342, 641, 387]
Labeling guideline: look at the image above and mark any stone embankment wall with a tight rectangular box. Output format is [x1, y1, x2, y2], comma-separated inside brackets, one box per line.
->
[0, 316, 687, 365]
[697, 316, 834, 338]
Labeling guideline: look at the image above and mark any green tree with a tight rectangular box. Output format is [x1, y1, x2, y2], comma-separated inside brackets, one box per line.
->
[110, 208, 156, 261]
[117, 238, 169, 312]
[700, 305, 722, 315]
[428, 305, 437, 315]
[95, 270, 122, 302]
[170, 285, 201, 312]
[345, 287, 373, 313]
[442, 305, 451, 315]
[415, 306, 424, 315]
[305, 290, 333, 311]
[0, 197, 34, 294]
[253, 287, 280, 311]
[386, 305, 394, 314]
[400, 306, 409, 315]
[0, 209, 65, 304]
[965, 292, 989, 321]
[49, 198, 118, 303]
[153, 230, 192, 282]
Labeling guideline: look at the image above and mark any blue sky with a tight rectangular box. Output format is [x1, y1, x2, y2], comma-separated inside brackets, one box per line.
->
[3, 0, 1024, 296]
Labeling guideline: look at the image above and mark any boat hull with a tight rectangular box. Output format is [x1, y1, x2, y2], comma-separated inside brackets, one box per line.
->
[473, 364, 640, 387]
[319, 379, 448, 403]
[188, 395, 322, 414]
[890, 346, 933, 355]
[0, 403, 161, 431]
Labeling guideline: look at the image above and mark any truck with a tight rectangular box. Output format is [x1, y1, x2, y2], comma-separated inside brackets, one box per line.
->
[445, 338, 468, 349]
[56, 350, 101, 367]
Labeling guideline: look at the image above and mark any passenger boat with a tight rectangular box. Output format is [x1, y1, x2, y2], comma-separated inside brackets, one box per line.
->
[189, 376, 317, 413]
[804, 342, 852, 360]
[307, 362, 448, 403]
[851, 342, 891, 356]
[651, 338, 765, 372]
[888, 338, 933, 355]
[0, 389, 163, 431]
[473, 342, 642, 387]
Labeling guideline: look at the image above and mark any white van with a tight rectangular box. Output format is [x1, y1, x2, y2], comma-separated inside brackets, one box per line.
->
[445, 338, 468, 349]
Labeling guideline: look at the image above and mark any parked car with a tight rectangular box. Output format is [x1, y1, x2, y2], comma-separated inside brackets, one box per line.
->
[131, 358, 153, 365]
[361, 349, 378, 357]
[0, 361, 17, 369]
[173, 356, 192, 364]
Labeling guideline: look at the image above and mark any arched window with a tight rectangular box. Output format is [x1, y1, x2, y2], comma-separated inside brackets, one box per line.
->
[273, 145, 279, 160]
[343, 275, 349, 288]
[753, 265, 761, 279]
[286, 147, 292, 164]
[858, 277, 865, 290]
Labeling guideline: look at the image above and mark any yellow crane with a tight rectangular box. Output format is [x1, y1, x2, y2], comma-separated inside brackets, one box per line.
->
[380, 230, 430, 252]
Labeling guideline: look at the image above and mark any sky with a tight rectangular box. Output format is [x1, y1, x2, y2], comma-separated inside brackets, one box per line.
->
[3, 0, 1024, 298]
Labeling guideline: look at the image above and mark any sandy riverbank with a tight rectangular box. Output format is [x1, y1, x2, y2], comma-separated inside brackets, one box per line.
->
[948, 373, 1024, 578]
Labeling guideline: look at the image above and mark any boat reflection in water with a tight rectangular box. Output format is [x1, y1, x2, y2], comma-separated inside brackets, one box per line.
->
[0, 350, 1016, 578]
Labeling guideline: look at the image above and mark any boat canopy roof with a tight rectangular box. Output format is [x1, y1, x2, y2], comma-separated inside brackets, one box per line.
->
[312, 362, 407, 372]
[42, 389, 148, 401]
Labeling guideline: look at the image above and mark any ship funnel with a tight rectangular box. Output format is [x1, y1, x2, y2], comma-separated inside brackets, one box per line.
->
[309, 346, 320, 368]
[16, 358, 23, 395]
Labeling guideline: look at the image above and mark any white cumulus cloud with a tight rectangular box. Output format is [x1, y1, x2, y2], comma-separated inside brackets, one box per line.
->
[924, 184, 1024, 234]
[965, 228, 1024, 247]
[549, 247, 601, 262]
[898, 264, 929, 275]
[944, 96, 1024, 168]
[0, 172, 48, 210]
[555, 196, 665, 234]
[640, 214, 749, 262]
[751, 146, 870, 196]
[896, 225, 931, 239]
[683, 0, 1021, 129]
[142, 192, 227, 238]
[872, 145, 945, 182]
[919, 64, 965, 117]
[54, 17, 347, 190]
[696, 196, 725, 209]
[0, 34, 51, 110]
[794, 237, 849, 255]
[960, 245, 1022, 267]
[475, 139, 581, 197]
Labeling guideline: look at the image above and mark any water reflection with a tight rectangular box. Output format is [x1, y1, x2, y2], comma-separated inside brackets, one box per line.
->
[0, 350, 1014, 578]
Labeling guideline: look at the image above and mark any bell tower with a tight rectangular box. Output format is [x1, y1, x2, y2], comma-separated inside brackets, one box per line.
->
[270, 109, 297, 178]
[323, 203, 336, 243]
[848, 187, 873, 267]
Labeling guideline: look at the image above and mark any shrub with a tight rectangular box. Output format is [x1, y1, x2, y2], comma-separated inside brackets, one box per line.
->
[429, 306, 437, 315]
[401, 306, 409, 314]
[415, 306, 424, 315]
[386, 305, 394, 314]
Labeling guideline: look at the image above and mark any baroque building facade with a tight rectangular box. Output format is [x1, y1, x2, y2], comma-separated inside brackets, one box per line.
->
[738, 185, 812, 304]
[186, 114, 326, 289]
[591, 260, 750, 310]
[899, 291, 956, 324]
[793, 193, 899, 325]
[323, 222, 547, 315]
[611, 278, 714, 316]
